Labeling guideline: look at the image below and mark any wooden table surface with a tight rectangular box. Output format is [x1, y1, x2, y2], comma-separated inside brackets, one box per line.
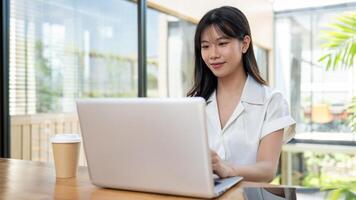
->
[0, 158, 272, 200]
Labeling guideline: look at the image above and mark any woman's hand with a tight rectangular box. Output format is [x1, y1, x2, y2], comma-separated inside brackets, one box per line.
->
[210, 150, 234, 178]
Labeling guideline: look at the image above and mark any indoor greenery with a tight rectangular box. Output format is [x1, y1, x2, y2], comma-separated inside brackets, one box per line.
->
[318, 12, 356, 133]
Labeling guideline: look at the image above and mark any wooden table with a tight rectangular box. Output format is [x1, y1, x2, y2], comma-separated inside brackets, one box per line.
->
[0, 158, 272, 200]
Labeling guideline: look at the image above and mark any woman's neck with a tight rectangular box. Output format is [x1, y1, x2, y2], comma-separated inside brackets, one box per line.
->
[217, 67, 247, 98]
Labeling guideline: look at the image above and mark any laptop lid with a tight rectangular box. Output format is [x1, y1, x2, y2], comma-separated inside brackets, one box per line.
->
[76, 98, 216, 198]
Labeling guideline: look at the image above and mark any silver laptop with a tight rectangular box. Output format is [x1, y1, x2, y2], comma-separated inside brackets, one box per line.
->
[76, 97, 243, 198]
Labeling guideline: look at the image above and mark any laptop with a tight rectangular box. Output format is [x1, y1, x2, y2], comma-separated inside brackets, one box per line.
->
[76, 97, 243, 198]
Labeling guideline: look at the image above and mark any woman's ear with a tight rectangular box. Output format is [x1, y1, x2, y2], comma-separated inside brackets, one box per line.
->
[241, 35, 251, 53]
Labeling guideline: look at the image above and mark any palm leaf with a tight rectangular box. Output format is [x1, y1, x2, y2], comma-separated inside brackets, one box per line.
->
[318, 12, 356, 70]
[319, 12, 356, 133]
[330, 23, 354, 33]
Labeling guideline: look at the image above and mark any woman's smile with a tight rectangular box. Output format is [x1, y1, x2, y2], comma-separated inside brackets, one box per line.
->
[210, 62, 226, 69]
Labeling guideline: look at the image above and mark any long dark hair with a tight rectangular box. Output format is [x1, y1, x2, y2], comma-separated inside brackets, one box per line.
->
[187, 6, 267, 101]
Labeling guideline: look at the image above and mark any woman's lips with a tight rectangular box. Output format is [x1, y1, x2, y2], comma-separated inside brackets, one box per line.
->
[211, 62, 225, 69]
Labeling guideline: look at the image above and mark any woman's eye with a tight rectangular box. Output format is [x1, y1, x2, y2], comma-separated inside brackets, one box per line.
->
[201, 45, 209, 49]
[219, 42, 228, 46]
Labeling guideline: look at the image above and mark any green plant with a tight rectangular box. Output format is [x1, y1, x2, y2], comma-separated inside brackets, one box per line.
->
[323, 185, 356, 200]
[318, 12, 356, 133]
[302, 152, 356, 199]
[35, 41, 63, 113]
[318, 13, 356, 70]
[326, 188, 356, 200]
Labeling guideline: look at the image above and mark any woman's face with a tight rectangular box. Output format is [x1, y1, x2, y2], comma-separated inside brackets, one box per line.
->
[200, 25, 245, 78]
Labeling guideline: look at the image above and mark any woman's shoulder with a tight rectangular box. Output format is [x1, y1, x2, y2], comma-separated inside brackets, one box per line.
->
[243, 76, 285, 105]
[261, 85, 286, 104]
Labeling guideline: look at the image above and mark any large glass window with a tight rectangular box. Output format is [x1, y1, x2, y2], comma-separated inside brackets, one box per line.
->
[275, 6, 356, 187]
[10, 0, 138, 116]
[9, 0, 140, 163]
[275, 7, 356, 143]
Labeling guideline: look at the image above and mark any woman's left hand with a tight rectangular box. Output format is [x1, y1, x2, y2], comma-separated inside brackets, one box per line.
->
[210, 150, 234, 178]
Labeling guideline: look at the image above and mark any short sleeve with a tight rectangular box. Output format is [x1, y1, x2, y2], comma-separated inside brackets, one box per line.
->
[260, 92, 296, 143]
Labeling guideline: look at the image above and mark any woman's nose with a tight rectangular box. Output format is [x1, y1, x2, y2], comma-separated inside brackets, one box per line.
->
[209, 46, 220, 59]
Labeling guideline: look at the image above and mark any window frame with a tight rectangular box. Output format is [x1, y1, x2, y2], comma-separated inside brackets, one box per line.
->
[1, 0, 10, 158]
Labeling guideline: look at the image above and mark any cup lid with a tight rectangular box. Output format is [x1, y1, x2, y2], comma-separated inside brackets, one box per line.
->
[51, 134, 81, 143]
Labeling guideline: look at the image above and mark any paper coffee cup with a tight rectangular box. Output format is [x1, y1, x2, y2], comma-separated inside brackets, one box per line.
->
[52, 134, 81, 178]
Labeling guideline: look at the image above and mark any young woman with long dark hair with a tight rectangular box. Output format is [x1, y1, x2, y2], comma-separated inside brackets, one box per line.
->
[188, 6, 295, 182]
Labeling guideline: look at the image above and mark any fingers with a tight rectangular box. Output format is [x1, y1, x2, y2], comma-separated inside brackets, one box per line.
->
[212, 163, 220, 170]
[210, 149, 219, 163]
[210, 150, 222, 174]
[211, 155, 221, 170]
[210, 151, 229, 178]
[211, 155, 219, 164]
[210, 149, 218, 156]
[212, 163, 229, 178]
[212, 163, 224, 178]
[211, 154, 220, 166]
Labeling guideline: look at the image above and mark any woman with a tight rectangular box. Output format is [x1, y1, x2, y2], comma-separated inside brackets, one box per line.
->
[187, 6, 295, 182]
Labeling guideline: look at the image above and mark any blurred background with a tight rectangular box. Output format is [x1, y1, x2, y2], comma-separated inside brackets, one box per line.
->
[3, 0, 356, 189]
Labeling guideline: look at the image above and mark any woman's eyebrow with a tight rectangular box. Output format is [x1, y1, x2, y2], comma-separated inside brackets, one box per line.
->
[216, 36, 230, 41]
[201, 36, 230, 44]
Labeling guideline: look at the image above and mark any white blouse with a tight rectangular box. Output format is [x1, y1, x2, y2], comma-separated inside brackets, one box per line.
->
[206, 75, 296, 165]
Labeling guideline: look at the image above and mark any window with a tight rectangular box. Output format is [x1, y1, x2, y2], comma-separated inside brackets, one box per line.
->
[275, 7, 356, 143]
[9, 0, 139, 162]
[9, 0, 138, 116]
[146, 10, 196, 97]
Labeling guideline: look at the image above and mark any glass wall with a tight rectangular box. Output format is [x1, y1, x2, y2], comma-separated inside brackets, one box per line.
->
[275, 7, 356, 143]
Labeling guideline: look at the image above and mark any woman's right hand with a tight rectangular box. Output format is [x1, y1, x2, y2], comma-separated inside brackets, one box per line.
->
[210, 150, 234, 178]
